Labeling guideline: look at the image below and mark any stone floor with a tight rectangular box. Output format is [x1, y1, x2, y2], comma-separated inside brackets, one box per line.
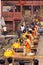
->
[37, 36, 43, 55]
[37, 36, 43, 65]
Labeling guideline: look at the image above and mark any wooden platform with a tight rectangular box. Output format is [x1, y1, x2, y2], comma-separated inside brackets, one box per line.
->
[0, 35, 18, 38]
[13, 53, 35, 61]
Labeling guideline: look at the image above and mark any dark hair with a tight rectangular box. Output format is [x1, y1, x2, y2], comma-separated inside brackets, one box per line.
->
[28, 30, 32, 34]
[26, 35, 29, 38]
[0, 59, 5, 64]
[32, 27, 34, 30]
[21, 25, 23, 26]
[19, 38, 23, 43]
[7, 57, 12, 63]
[23, 29, 26, 33]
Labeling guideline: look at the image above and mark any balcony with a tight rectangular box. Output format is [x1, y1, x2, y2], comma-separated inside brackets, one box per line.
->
[14, 12, 22, 20]
[21, 1, 43, 5]
[2, 12, 14, 21]
[7, 1, 20, 4]
[2, 12, 13, 17]
[2, 12, 22, 21]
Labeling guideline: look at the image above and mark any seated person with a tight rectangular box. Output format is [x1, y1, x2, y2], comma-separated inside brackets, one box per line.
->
[32, 27, 36, 37]
[32, 26, 40, 39]
[22, 30, 28, 39]
[23, 35, 34, 52]
[27, 30, 34, 43]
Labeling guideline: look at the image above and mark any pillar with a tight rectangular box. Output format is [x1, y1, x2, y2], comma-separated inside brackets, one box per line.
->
[31, 5, 33, 18]
[13, 20, 15, 32]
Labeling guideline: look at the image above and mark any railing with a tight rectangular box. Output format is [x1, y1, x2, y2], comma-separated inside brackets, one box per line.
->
[4, 17, 13, 21]
[2, 12, 22, 20]
[7, 1, 20, 4]
[2, 12, 13, 17]
[22, 1, 43, 5]
[14, 12, 22, 19]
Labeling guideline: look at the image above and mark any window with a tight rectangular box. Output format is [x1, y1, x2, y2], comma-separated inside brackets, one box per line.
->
[5, 21, 13, 31]
[15, 6, 20, 12]
[33, 6, 40, 12]
[23, 6, 31, 10]
[33, 6, 40, 18]
[41, 6, 43, 17]
[22, 6, 31, 16]
[3, 6, 13, 12]
[15, 21, 21, 31]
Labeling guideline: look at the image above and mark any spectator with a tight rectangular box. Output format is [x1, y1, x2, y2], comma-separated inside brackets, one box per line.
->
[7, 57, 13, 65]
[17, 28, 21, 38]
[20, 25, 25, 33]
[2, 25, 7, 35]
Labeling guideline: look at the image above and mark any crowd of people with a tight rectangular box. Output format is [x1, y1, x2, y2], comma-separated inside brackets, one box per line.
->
[0, 17, 40, 65]
[0, 16, 43, 65]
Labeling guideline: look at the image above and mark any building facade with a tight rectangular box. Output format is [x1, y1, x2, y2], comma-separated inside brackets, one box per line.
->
[1, 0, 43, 31]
